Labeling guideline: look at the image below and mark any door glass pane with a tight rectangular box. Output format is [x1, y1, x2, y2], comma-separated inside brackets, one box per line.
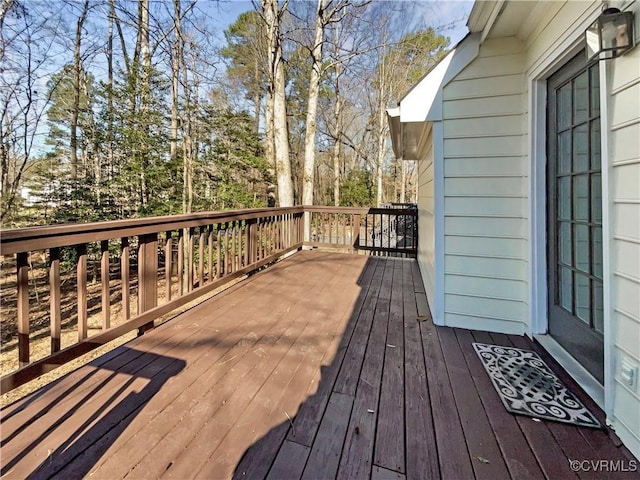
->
[591, 174, 602, 223]
[574, 273, 591, 324]
[573, 72, 589, 124]
[558, 176, 571, 220]
[558, 83, 572, 129]
[573, 124, 589, 172]
[590, 120, 601, 169]
[559, 221, 571, 265]
[593, 281, 604, 333]
[558, 131, 572, 174]
[590, 66, 600, 117]
[573, 175, 589, 221]
[592, 226, 603, 279]
[560, 266, 573, 312]
[574, 224, 590, 273]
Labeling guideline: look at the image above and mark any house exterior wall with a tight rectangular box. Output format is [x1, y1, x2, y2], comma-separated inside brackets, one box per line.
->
[521, 0, 640, 459]
[416, 125, 436, 309]
[441, 37, 528, 335]
[607, 19, 640, 457]
[431, 0, 639, 456]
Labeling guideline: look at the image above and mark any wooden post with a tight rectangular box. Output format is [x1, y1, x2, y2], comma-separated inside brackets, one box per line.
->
[101, 240, 110, 330]
[50, 248, 61, 353]
[17, 252, 30, 367]
[77, 244, 88, 340]
[138, 233, 158, 335]
[121, 238, 130, 320]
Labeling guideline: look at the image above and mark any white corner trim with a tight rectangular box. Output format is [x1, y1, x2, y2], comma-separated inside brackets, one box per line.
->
[433, 120, 445, 326]
[535, 334, 605, 409]
[599, 59, 615, 421]
[528, 78, 548, 336]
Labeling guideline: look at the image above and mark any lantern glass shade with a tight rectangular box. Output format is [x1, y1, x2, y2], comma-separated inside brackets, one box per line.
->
[586, 9, 635, 61]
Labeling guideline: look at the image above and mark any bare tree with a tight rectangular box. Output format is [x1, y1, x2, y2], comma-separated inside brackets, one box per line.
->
[260, 0, 293, 207]
[0, 1, 63, 221]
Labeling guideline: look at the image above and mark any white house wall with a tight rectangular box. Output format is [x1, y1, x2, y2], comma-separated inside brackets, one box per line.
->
[417, 125, 436, 309]
[517, 0, 640, 459]
[440, 36, 528, 335]
[607, 20, 640, 456]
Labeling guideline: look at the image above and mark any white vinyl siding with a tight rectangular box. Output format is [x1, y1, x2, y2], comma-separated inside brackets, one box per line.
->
[602, 4, 640, 458]
[519, 0, 640, 456]
[441, 36, 528, 333]
[417, 126, 436, 309]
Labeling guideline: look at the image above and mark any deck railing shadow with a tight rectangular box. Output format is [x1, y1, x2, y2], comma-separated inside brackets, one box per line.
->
[0, 347, 185, 479]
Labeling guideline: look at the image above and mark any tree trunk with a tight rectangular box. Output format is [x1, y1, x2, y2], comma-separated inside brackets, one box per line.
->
[301, 0, 325, 206]
[71, 0, 89, 179]
[332, 61, 343, 206]
[263, 0, 293, 207]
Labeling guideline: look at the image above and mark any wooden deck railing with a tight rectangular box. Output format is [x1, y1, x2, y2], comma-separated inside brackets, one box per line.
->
[0, 207, 304, 392]
[0, 205, 416, 392]
[304, 206, 417, 256]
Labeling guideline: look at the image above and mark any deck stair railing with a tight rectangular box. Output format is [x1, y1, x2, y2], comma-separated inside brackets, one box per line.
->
[0, 205, 416, 392]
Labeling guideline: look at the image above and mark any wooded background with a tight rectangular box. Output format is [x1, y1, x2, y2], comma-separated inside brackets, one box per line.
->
[0, 0, 453, 227]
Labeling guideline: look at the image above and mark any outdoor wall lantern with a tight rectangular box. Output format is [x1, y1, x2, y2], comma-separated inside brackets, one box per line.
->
[586, 6, 635, 61]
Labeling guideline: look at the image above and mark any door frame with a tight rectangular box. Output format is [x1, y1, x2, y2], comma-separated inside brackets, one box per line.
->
[527, 20, 614, 418]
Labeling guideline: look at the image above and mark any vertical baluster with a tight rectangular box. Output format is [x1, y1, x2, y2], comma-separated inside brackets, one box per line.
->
[365, 214, 369, 248]
[101, 240, 110, 330]
[208, 225, 214, 282]
[177, 229, 184, 295]
[187, 227, 194, 291]
[165, 231, 173, 302]
[138, 233, 158, 334]
[244, 221, 250, 267]
[216, 224, 222, 279]
[77, 244, 88, 340]
[250, 219, 257, 264]
[333, 213, 337, 244]
[224, 223, 230, 275]
[387, 214, 391, 251]
[121, 238, 130, 320]
[50, 248, 61, 353]
[17, 252, 30, 367]
[198, 227, 205, 286]
[259, 219, 264, 260]
[231, 222, 237, 272]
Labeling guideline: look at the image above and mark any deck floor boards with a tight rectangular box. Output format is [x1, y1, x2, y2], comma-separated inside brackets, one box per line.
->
[1, 251, 635, 479]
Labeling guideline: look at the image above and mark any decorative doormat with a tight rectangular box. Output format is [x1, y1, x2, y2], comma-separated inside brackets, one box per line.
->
[473, 343, 601, 428]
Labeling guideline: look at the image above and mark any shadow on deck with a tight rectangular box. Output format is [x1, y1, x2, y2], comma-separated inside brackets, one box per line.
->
[0, 251, 636, 479]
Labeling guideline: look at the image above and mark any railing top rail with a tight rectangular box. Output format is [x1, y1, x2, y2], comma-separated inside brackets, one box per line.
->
[0, 205, 416, 256]
[303, 205, 417, 215]
[0, 206, 304, 256]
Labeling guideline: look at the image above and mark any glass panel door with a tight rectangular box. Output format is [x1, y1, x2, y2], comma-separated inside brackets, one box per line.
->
[547, 52, 604, 384]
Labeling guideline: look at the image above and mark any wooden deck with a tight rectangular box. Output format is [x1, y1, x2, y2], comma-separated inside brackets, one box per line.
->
[1, 251, 636, 479]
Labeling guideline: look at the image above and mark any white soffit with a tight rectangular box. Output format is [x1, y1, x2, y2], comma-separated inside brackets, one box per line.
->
[398, 33, 480, 123]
